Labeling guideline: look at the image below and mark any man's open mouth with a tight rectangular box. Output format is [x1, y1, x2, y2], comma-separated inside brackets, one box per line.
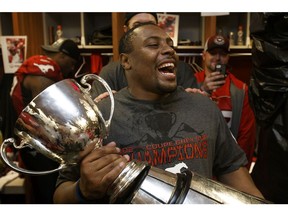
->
[158, 62, 175, 74]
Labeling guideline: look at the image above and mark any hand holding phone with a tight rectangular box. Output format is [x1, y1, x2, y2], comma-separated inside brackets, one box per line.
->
[215, 64, 226, 76]
[215, 64, 227, 86]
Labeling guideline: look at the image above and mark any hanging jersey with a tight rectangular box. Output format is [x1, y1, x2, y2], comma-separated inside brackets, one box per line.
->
[10, 55, 63, 115]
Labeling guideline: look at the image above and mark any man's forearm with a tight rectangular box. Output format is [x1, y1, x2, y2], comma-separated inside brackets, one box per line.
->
[53, 181, 79, 204]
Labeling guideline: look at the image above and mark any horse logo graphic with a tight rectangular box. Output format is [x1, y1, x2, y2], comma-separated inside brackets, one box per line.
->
[33, 63, 54, 73]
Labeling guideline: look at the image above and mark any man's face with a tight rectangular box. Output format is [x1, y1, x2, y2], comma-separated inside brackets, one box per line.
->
[124, 13, 157, 32]
[124, 25, 178, 97]
[203, 48, 229, 72]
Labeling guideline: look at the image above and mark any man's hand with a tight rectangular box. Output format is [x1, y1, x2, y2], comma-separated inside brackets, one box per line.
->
[94, 90, 117, 103]
[78, 141, 129, 201]
[185, 88, 210, 97]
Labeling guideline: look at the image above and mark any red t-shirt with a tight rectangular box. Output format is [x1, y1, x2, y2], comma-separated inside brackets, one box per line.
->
[10, 55, 63, 115]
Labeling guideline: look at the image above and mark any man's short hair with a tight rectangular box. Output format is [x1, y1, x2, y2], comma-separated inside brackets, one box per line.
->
[124, 12, 158, 25]
[119, 22, 158, 54]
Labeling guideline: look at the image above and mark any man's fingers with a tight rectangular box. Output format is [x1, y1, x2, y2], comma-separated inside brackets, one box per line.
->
[94, 90, 117, 103]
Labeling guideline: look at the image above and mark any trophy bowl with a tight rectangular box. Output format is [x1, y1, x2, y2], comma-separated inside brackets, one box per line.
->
[0, 74, 114, 175]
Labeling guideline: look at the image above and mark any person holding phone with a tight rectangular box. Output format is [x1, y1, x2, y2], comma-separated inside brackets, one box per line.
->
[195, 35, 256, 169]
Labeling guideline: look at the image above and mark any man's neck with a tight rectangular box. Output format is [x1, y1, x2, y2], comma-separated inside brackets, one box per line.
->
[127, 87, 172, 101]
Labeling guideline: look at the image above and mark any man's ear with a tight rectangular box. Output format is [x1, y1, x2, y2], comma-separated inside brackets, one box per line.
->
[120, 53, 131, 70]
[202, 51, 206, 61]
[123, 25, 128, 33]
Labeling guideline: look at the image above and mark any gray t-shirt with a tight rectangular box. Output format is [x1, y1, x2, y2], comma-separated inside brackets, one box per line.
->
[56, 87, 247, 188]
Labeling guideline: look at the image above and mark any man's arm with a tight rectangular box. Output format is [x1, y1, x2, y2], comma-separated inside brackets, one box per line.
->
[218, 166, 264, 199]
[53, 181, 79, 203]
[53, 142, 129, 203]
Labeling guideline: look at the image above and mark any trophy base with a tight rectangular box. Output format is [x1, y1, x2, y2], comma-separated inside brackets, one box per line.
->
[108, 160, 150, 203]
[107, 161, 271, 204]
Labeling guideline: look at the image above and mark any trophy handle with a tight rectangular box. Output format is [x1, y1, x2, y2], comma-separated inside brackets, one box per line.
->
[1, 138, 67, 175]
[80, 74, 114, 131]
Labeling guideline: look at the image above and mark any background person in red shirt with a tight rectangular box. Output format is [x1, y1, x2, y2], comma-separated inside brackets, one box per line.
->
[195, 35, 256, 169]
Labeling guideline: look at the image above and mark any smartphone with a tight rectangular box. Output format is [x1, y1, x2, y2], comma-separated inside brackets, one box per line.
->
[215, 64, 226, 76]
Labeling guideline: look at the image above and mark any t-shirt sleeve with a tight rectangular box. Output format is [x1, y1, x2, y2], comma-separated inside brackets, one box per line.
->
[212, 110, 248, 176]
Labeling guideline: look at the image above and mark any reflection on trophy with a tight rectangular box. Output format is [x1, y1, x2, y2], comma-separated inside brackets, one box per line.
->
[0, 74, 270, 204]
[0, 74, 114, 175]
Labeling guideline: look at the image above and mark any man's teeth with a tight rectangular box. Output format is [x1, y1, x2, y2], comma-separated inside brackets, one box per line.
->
[158, 63, 175, 69]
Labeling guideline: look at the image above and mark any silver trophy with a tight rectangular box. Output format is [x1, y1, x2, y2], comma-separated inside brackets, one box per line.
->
[0, 74, 270, 204]
[0, 74, 114, 175]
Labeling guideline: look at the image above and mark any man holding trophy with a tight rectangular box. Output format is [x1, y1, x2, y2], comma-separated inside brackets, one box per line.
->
[52, 23, 264, 203]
